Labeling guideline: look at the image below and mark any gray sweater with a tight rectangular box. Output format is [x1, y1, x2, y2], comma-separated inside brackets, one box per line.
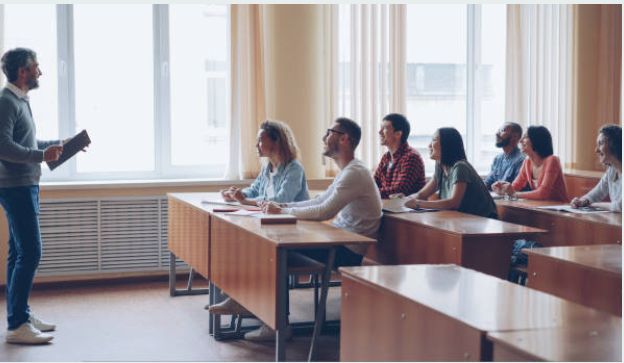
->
[0, 86, 59, 188]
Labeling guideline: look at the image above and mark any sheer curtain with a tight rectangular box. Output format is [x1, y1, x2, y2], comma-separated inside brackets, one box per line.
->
[226, 4, 267, 180]
[506, 4, 576, 168]
[328, 4, 406, 173]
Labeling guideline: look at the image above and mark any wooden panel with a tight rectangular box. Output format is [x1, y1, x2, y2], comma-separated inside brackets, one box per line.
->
[368, 217, 460, 265]
[497, 200, 622, 246]
[492, 344, 537, 362]
[210, 216, 278, 329]
[461, 235, 516, 279]
[340, 276, 484, 361]
[527, 249, 622, 316]
[167, 196, 210, 279]
[564, 171, 609, 202]
[488, 323, 622, 362]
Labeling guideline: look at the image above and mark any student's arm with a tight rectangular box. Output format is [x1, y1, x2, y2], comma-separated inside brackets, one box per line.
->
[573, 170, 609, 207]
[379, 153, 426, 197]
[240, 166, 264, 200]
[406, 182, 467, 210]
[517, 157, 564, 200]
[408, 177, 438, 200]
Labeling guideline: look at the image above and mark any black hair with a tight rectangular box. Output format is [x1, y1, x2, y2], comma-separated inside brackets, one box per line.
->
[335, 117, 362, 150]
[438, 127, 467, 167]
[526, 125, 554, 158]
[1, 48, 37, 83]
[383, 113, 411, 144]
[599, 124, 622, 162]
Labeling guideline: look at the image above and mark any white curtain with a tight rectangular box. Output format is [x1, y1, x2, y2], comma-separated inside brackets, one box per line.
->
[226, 4, 267, 180]
[328, 4, 406, 172]
[506, 4, 576, 168]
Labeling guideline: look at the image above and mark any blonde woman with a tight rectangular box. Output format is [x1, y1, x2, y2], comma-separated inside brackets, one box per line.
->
[221, 120, 310, 206]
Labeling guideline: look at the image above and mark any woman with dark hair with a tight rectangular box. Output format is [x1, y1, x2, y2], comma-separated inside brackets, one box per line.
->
[571, 124, 622, 212]
[404, 127, 497, 218]
[220, 119, 310, 206]
[493, 125, 569, 202]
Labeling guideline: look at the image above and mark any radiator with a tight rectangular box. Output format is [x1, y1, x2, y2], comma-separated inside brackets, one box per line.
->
[37, 196, 187, 276]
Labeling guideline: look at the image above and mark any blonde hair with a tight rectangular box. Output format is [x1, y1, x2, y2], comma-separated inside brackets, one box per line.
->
[260, 119, 300, 165]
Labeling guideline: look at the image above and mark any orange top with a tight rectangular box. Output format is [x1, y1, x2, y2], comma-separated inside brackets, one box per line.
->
[511, 155, 570, 202]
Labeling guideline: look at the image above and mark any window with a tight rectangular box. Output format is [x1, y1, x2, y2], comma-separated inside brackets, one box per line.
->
[0, 4, 230, 181]
[338, 4, 507, 173]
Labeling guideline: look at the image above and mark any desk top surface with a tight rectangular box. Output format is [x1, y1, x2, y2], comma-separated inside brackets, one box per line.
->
[383, 210, 547, 237]
[487, 323, 622, 362]
[495, 199, 623, 227]
[339, 264, 621, 332]
[169, 192, 376, 248]
[526, 244, 622, 275]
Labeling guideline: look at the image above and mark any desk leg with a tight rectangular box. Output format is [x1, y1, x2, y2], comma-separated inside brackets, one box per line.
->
[308, 247, 336, 362]
[169, 252, 177, 297]
[276, 248, 288, 362]
[209, 281, 215, 336]
[169, 252, 209, 297]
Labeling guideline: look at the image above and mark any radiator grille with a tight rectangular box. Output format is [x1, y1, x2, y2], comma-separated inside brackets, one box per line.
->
[38, 196, 187, 276]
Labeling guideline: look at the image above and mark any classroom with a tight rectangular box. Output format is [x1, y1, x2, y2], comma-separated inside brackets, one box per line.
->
[0, 3, 621, 362]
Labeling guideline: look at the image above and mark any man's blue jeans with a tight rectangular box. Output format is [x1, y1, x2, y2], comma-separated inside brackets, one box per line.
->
[0, 186, 41, 330]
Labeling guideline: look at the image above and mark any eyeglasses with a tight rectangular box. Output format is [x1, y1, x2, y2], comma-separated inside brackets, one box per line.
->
[326, 128, 346, 136]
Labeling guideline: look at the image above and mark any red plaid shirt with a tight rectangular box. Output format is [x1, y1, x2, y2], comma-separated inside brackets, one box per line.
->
[374, 142, 426, 198]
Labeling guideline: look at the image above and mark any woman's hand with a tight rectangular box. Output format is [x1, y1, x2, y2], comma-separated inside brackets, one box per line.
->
[570, 197, 590, 209]
[229, 187, 246, 202]
[260, 201, 283, 214]
[492, 181, 512, 196]
[389, 193, 406, 199]
[220, 188, 236, 202]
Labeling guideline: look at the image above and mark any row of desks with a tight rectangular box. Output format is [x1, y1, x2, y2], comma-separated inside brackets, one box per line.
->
[339, 264, 622, 361]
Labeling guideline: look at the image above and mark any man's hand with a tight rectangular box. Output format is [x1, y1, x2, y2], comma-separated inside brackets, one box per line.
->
[570, 197, 589, 209]
[43, 145, 63, 162]
[260, 201, 283, 214]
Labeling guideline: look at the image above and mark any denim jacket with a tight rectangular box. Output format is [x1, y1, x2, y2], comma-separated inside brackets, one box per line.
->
[242, 159, 310, 203]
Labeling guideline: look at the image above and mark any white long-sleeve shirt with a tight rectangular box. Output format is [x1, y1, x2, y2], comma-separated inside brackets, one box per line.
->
[582, 166, 622, 212]
[283, 158, 382, 255]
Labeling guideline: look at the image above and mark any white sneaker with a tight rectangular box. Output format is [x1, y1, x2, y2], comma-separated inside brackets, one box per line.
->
[6, 322, 53, 344]
[208, 298, 251, 315]
[29, 313, 56, 332]
[244, 324, 292, 342]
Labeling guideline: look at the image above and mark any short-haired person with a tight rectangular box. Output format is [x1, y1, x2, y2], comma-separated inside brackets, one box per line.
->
[483, 122, 525, 190]
[493, 125, 570, 202]
[374, 113, 425, 198]
[0, 48, 65, 344]
[403, 127, 497, 218]
[212, 117, 382, 342]
[571, 124, 622, 212]
[220, 120, 309, 206]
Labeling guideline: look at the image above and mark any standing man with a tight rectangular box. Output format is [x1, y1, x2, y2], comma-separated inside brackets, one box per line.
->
[0, 48, 63, 344]
[483, 122, 525, 190]
[374, 113, 425, 198]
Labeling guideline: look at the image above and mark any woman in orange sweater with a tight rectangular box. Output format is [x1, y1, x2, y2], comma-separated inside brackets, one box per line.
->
[493, 125, 569, 202]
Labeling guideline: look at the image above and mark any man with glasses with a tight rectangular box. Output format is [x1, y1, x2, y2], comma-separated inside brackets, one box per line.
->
[484, 122, 525, 191]
[0, 48, 64, 344]
[222, 117, 382, 342]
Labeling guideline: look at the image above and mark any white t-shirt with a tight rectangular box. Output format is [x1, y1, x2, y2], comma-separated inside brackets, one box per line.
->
[283, 158, 382, 255]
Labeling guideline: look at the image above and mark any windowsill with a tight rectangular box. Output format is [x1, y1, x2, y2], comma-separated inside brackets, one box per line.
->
[40, 178, 256, 190]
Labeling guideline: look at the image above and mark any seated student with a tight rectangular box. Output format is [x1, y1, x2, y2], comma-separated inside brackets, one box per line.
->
[571, 124, 622, 212]
[483, 122, 526, 190]
[374, 113, 425, 198]
[220, 120, 309, 206]
[403, 127, 497, 218]
[492, 125, 570, 202]
[211, 117, 383, 342]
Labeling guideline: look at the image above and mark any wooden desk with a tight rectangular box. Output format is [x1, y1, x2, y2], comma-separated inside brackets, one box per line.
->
[210, 211, 376, 361]
[487, 322, 622, 361]
[366, 211, 547, 279]
[496, 199, 622, 246]
[525, 244, 622, 316]
[339, 264, 621, 362]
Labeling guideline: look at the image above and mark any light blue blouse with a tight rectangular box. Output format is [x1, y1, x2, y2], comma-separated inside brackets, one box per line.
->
[242, 159, 310, 203]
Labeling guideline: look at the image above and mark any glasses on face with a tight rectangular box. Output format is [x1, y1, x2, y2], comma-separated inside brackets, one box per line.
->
[326, 128, 346, 137]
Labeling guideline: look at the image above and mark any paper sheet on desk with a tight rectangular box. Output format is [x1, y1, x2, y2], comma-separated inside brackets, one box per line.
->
[201, 199, 243, 207]
[536, 205, 609, 214]
[382, 198, 412, 213]
[227, 209, 262, 216]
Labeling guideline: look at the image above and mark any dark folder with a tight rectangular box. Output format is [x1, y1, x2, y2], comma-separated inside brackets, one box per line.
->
[46, 130, 91, 171]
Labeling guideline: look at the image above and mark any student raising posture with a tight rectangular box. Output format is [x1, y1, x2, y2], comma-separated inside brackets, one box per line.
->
[571, 124, 622, 212]
[493, 125, 569, 202]
[403, 127, 497, 218]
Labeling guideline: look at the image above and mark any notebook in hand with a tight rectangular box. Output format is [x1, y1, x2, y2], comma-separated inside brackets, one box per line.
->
[46, 130, 91, 171]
